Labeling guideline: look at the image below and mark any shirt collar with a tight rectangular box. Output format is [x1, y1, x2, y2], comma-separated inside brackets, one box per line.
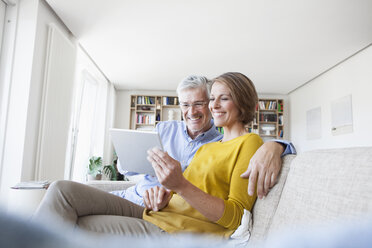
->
[182, 120, 220, 142]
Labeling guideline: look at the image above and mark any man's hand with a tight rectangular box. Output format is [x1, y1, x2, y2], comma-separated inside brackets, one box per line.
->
[147, 147, 186, 191]
[241, 141, 284, 199]
[143, 186, 172, 211]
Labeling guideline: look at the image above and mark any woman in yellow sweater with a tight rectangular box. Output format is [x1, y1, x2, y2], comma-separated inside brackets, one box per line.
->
[143, 72, 263, 238]
[34, 72, 262, 239]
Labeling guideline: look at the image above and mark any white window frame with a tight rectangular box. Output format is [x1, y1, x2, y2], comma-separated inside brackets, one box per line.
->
[66, 47, 110, 182]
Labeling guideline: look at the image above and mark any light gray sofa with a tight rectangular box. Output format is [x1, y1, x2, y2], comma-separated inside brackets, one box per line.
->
[86, 147, 372, 245]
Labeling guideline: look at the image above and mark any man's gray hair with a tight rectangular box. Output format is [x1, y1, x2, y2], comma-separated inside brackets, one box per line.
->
[176, 75, 211, 98]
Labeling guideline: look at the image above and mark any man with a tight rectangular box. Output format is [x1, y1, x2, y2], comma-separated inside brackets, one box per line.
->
[113, 75, 295, 206]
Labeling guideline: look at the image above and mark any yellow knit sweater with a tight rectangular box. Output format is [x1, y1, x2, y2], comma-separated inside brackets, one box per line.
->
[143, 133, 263, 238]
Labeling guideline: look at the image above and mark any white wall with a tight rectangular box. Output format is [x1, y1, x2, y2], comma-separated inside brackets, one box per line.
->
[0, 0, 39, 203]
[289, 45, 372, 153]
[26, 0, 76, 181]
[0, 0, 19, 197]
[103, 83, 117, 165]
[115, 90, 177, 129]
[0, 0, 76, 206]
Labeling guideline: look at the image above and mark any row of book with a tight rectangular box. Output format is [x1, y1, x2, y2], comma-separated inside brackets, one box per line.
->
[278, 102, 284, 112]
[259, 101, 277, 110]
[216, 127, 224, 134]
[136, 114, 155, 124]
[259, 113, 277, 122]
[163, 97, 178, 105]
[278, 129, 284, 138]
[137, 96, 155, 105]
[278, 115, 284, 125]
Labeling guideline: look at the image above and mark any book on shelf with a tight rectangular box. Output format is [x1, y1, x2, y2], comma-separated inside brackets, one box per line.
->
[278, 115, 284, 125]
[278, 130, 284, 138]
[259, 100, 277, 110]
[162, 97, 178, 105]
[137, 96, 155, 105]
[11, 180, 50, 189]
[278, 102, 284, 112]
[136, 113, 155, 124]
[259, 113, 277, 122]
[216, 127, 224, 134]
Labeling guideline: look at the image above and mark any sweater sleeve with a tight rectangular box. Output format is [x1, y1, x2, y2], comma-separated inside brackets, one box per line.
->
[216, 134, 263, 230]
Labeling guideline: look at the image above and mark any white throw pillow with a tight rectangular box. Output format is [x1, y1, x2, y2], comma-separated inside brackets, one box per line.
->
[230, 209, 252, 247]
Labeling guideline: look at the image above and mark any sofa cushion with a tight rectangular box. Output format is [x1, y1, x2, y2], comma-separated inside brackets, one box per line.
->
[248, 154, 296, 244]
[267, 147, 372, 236]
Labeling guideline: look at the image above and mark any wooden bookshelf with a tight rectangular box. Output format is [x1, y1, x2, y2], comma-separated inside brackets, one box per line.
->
[129, 95, 181, 131]
[248, 99, 284, 141]
[129, 95, 285, 140]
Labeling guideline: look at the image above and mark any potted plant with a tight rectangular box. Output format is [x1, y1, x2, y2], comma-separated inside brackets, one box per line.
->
[87, 156, 103, 180]
[102, 154, 128, 181]
[102, 163, 117, 181]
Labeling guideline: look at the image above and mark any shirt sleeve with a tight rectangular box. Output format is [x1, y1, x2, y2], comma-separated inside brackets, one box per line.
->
[216, 134, 263, 230]
[270, 139, 297, 156]
[156, 121, 163, 135]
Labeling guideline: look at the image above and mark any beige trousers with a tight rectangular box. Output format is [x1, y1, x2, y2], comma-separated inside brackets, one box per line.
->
[33, 180, 165, 237]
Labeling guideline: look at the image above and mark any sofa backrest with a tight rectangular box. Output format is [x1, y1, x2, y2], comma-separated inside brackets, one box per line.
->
[266, 147, 372, 238]
[248, 154, 296, 244]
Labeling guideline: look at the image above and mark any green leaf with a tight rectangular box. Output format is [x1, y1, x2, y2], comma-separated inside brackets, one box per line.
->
[88, 156, 103, 177]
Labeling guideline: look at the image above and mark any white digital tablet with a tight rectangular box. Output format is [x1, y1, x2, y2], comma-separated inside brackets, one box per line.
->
[110, 128, 163, 176]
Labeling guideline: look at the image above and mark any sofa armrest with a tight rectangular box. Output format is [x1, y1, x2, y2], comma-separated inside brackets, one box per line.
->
[85, 180, 136, 192]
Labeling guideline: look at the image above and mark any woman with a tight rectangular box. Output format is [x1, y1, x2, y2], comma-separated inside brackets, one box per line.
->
[143, 72, 262, 238]
[33, 72, 262, 239]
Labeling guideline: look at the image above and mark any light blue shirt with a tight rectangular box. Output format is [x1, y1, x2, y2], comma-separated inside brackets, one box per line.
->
[112, 121, 296, 206]
[272, 139, 297, 157]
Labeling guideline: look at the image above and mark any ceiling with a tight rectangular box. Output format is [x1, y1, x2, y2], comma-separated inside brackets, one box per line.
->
[46, 0, 372, 94]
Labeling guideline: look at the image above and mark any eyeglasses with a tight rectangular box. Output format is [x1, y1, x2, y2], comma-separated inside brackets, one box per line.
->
[179, 101, 208, 109]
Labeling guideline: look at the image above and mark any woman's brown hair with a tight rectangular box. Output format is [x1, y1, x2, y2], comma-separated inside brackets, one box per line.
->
[212, 72, 258, 125]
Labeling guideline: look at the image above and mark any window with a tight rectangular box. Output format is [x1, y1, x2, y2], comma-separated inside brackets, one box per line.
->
[68, 47, 110, 182]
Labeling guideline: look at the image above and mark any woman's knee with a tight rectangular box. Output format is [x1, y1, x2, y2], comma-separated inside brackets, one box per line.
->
[47, 180, 81, 197]
[48, 180, 69, 191]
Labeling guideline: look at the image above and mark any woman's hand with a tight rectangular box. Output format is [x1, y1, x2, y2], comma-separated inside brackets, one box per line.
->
[147, 147, 186, 192]
[143, 186, 172, 211]
[147, 147, 224, 222]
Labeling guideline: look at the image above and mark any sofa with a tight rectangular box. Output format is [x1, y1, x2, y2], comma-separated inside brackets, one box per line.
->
[86, 147, 372, 245]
